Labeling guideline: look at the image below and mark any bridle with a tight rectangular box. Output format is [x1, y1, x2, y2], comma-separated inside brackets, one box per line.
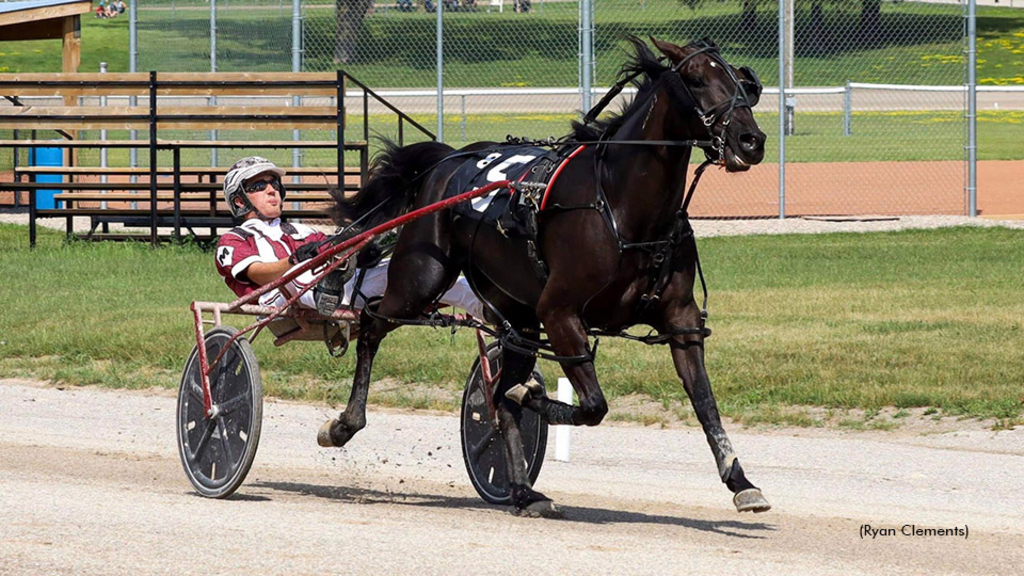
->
[647, 40, 763, 163]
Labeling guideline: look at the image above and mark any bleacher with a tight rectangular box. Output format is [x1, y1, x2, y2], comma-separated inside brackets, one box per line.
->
[0, 71, 434, 246]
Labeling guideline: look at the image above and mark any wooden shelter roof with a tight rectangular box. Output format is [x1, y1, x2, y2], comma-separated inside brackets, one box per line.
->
[0, 0, 92, 42]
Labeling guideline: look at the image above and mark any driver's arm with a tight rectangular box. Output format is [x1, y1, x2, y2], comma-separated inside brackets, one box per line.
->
[244, 258, 292, 286]
[243, 239, 323, 286]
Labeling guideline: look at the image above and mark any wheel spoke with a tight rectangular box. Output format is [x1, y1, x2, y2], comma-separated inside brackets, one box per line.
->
[216, 417, 236, 469]
[190, 419, 217, 461]
[189, 380, 204, 402]
[218, 390, 251, 415]
[467, 426, 498, 463]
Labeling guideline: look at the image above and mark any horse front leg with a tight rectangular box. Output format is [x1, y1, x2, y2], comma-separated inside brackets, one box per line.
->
[663, 301, 771, 513]
[509, 311, 608, 427]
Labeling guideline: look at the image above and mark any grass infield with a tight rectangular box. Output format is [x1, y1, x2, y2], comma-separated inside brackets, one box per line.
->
[1, 223, 1021, 428]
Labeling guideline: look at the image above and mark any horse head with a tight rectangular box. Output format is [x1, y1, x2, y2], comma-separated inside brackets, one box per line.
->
[650, 37, 766, 172]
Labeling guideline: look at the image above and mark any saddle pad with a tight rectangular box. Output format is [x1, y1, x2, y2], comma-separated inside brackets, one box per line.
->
[444, 146, 551, 227]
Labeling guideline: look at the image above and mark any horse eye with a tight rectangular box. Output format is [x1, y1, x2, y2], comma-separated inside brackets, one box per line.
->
[689, 78, 706, 89]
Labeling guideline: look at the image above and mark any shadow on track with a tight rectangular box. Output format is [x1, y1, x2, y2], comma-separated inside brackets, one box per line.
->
[256, 481, 775, 539]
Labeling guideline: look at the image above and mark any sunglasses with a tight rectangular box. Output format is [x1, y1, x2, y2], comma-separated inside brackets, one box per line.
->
[243, 177, 282, 194]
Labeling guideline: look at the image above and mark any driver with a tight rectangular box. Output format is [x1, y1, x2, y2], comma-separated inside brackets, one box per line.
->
[214, 156, 484, 318]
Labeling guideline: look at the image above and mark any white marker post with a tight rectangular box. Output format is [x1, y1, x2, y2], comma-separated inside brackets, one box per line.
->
[554, 377, 572, 462]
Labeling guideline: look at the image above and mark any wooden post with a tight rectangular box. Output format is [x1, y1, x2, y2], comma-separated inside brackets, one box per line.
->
[62, 15, 81, 170]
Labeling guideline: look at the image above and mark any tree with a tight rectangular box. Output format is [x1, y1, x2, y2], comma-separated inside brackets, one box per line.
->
[675, 0, 759, 32]
[859, 0, 881, 46]
[740, 0, 759, 32]
[335, 0, 374, 64]
[808, 0, 825, 56]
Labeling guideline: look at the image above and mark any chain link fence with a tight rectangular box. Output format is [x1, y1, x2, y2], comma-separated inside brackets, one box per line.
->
[590, 0, 782, 217]
[782, 0, 967, 216]
[6, 0, 1012, 216]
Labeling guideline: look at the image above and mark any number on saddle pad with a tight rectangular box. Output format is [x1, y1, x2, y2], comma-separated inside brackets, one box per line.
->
[445, 146, 554, 232]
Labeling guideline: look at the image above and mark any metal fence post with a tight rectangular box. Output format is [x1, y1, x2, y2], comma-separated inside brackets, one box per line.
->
[436, 0, 444, 142]
[100, 62, 109, 209]
[580, 0, 593, 113]
[129, 0, 138, 209]
[777, 0, 786, 219]
[210, 0, 218, 167]
[784, 0, 794, 136]
[292, 0, 302, 209]
[843, 80, 852, 136]
[967, 0, 977, 217]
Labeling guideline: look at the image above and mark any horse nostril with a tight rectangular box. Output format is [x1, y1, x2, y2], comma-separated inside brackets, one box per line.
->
[740, 131, 765, 151]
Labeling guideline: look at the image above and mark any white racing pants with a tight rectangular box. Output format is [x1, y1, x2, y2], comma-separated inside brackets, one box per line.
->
[258, 259, 485, 320]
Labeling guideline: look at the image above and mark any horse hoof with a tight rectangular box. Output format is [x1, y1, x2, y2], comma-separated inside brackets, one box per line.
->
[733, 488, 771, 513]
[513, 499, 563, 519]
[317, 419, 339, 447]
[505, 381, 545, 405]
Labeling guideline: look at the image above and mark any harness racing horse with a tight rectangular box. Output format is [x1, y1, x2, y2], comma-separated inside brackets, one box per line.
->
[320, 37, 770, 517]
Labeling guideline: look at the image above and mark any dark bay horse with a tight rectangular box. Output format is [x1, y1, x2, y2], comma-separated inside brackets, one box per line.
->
[321, 37, 770, 517]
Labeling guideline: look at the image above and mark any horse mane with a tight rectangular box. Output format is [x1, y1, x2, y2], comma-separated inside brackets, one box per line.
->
[569, 36, 670, 141]
[569, 36, 713, 141]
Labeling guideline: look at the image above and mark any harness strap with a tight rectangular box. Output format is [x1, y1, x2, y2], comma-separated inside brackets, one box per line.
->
[635, 160, 713, 317]
[540, 145, 587, 210]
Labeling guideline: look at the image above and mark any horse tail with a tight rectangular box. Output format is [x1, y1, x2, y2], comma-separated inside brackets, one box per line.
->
[328, 139, 456, 230]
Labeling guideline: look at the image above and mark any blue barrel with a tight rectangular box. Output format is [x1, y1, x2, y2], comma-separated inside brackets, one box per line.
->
[30, 146, 64, 209]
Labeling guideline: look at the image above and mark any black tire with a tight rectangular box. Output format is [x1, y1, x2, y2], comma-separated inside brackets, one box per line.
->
[176, 326, 262, 498]
[460, 342, 548, 504]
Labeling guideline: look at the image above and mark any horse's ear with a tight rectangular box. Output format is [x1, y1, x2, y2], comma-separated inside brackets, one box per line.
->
[650, 37, 687, 63]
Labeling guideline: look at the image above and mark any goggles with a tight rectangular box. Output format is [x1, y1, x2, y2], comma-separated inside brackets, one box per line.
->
[737, 65, 762, 107]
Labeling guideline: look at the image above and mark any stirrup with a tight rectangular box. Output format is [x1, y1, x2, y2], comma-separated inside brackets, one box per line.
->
[313, 263, 352, 316]
[324, 321, 350, 358]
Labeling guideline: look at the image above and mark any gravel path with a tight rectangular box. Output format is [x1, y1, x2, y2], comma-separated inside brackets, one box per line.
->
[1, 379, 1022, 575]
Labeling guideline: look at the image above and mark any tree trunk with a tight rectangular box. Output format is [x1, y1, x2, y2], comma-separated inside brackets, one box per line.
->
[335, 0, 374, 64]
[740, 0, 758, 32]
[809, 1, 824, 56]
[859, 0, 881, 47]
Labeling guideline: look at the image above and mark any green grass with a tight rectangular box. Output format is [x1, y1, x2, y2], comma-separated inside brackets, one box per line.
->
[2, 223, 1022, 425]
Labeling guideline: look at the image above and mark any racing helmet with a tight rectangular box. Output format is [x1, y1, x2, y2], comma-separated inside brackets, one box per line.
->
[223, 156, 287, 219]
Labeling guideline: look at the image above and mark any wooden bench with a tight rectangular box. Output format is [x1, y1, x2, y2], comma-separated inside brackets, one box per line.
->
[0, 177, 339, 243]
[46, 191, 334, 243]
[15, 165, 360, 178]
[0, 71, 434, 246]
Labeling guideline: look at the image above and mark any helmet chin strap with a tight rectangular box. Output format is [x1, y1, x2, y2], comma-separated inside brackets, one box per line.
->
[236, 195, 274, 222]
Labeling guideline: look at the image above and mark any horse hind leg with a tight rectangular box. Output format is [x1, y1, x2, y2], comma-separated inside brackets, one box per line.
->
[319, 244, 457, 448]
[318, 312, 386, 448]
[467, 279, 562, 517]
[493, 343, 563, 518]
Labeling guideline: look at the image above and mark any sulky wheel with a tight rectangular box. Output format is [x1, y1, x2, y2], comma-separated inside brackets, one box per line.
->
[176, 326, 262, 498]
[460, 342, 548, 505]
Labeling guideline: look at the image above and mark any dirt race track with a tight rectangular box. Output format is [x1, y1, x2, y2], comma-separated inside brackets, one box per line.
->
[2, 159, 1020, 218]
[1, 379, 1023, 576]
